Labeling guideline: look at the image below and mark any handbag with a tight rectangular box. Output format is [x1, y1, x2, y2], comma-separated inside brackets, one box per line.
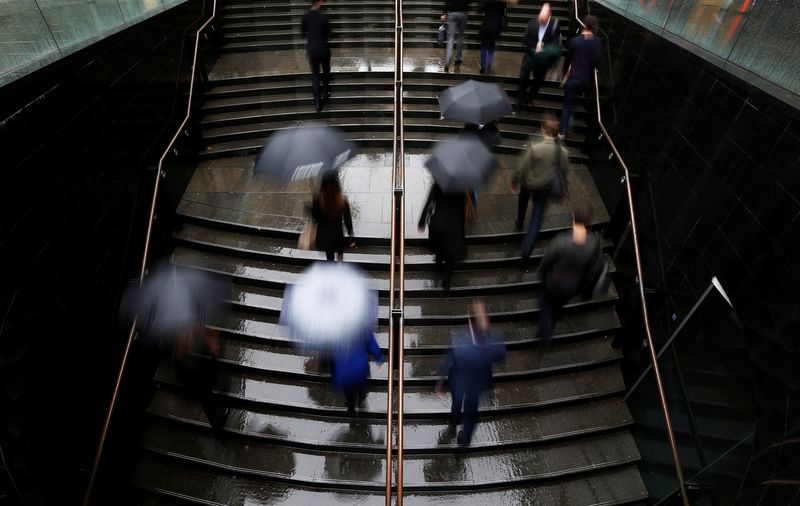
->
[464, 191, 478, 223]
[581, 234, 611, 298]
[298, 222, 317, 250]
[437, 23, 448, 44]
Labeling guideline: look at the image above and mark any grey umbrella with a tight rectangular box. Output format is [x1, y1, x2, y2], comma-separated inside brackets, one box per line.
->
[424, 134, 496, 193]
[120, 261, 229, 346]
[253, 122, 357, 182]
[437, 79, 513, 127]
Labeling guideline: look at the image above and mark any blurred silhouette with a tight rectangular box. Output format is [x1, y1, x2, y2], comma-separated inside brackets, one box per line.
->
[462, 121, 501, 149]
[441, 0, 470, 71]
[301, 0, 332, 112]
[538, 205, 598, 344]
[512, 113, 569, 259]
[479, 0, 505, 73]
[518, 3, 561, 110]
[311, 173, 355, 261]
[436, 301, 506, 447]
[418, 183, 469, 290]
[173, 324, 230, 433]
[561, 15, 602, 139]
[331, 330, 384, 412]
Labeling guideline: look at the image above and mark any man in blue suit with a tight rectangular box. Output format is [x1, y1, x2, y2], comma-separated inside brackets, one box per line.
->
[331, 330, 384, 413]
[436, 301, 506, 447]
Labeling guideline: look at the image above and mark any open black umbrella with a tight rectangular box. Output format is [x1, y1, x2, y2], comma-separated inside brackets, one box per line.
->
[253, 122, 357, 182]
[424, 134, 496, 193]
[437, 80, 513, 127]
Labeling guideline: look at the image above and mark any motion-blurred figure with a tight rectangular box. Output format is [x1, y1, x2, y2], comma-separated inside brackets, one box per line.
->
[311, 173, 355, 261]
[173, 324, 229, 432]
[462, 121, 501, 149]
[479, 0, 505, 74]
[560, 15, 602, 138]
[418, 183, 469, 290]
[538, 205, 597, 344]
[517, 3, 561, 110]
[331, 330, 384, 412]
[441, 0, 470, 72]
[512, 114, 568, 259]
[301, 0, 332, 112]
[436, 301, 506, 447]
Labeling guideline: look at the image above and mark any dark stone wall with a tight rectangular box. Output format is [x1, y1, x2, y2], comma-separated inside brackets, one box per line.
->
[0, 1, 217, 503]
[584, 2, 800, 502]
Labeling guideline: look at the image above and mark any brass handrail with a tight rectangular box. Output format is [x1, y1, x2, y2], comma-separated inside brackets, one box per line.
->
[572, 1, 689, 504]
[82, 2, 218, 504]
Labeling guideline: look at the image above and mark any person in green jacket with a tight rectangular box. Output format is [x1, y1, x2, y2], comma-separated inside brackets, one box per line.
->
[511, 114, 569, 260]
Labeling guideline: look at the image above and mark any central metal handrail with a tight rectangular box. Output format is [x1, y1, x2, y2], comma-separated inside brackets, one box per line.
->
[82, 1, 217, 504]
[572, 1, 689, 504]
[386, 0, 405, 503]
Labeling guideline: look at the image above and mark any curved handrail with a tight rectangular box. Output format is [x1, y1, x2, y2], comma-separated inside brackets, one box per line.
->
[572, 2, 689, 505]
[82, 2, 218, 504]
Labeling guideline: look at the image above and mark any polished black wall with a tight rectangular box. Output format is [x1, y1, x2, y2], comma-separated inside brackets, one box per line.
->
[0, 1, 216, 503]
[585, 2, 800, 503]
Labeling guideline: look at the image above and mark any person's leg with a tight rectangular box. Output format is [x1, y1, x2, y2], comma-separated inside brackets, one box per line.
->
[455, 13, 467, 64]
[445, 17, 456, 67]
[521, 189, 548, 258]
[486, 43, 495, 70]
[322, 52, 332, 101]
[516, 186, 531, 229]
[325, 249, 335, 261]
[442, 255, 455, 290]
[537, 290, 562, 348]
[450, 386, 463, 424]
[561, 78, 581, 135]
[310, 56, 321, 106]
[457, 392, 480, 447]
[343, 386, 357, 412]
[517, 55, 531, 107]
[529, 58, 545, 106]
[480, 44, 487, 70]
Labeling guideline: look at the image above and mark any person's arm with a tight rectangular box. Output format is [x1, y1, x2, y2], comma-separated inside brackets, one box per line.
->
[552, 19, 562, 48]
[343, 198, 354, 238]
[559, 146, 570, 197]
[202, 327, 221, 359]
[539, 237, 560, 273]
[366, 332, 384, 365]
[300, 13, 308, 37]
[562, 37, 573, 75]
[324, 15, 332, 40]
[310, 197, 321, 223]
[512, 148, 531, 191]
[435, 349, 455, 393]
[521, 19, 535, 48]
[418, 188, 436, 230]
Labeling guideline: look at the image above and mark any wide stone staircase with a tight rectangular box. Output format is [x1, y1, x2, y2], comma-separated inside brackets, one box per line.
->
[128, 0, 650, 503]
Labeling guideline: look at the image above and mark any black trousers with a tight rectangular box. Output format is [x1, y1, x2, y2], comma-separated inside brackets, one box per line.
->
[309, 52, 331, 105]
[518, 55, 545, 105]
[343, 383, 367, 411]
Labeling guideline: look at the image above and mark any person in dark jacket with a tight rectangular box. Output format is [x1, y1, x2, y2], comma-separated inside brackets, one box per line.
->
[418, 182, 468, 290]
[311, 173, 355, 261]
[511, 114, 568, 259]
[560, 15, 602, 138]
[517, 3, 561, 109]
[331, 330, 384, 412]
[478, 0, 505, 73]
[537, 205, 598, 344]
[301, 0, 332, 112]
[436, 301, 506, 447]
[441, 0, 470, 72]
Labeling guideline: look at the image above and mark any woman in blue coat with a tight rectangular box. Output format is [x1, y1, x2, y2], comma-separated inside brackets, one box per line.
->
[331, 331, 384, 412]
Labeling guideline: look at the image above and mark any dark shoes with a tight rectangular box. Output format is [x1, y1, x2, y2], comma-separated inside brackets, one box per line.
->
[479, 66, 485, 74]
[456, 430, 469, 447]
[315, 100, 323, 113]
[455, 59, 462, 65]
[444, 65, 449, 72]
[514, 219, 523, 231]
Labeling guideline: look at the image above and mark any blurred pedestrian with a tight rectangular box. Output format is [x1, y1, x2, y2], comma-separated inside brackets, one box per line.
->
[538, 205, 598, 344]
[418, 182, 469, 290]
[436, 301, 506, 447]
[560, 15, 602, 138]
[331, 330, 384, 412]
[301, 0, 332, 113]
[517, 2, 561, 110]
[478, 0, 505, 74]
[311, 173, 355, 261]
[441, 0, 470, 72]
[173, 324, 230, 433]
[462, 121, 501, 149]
[512, 113, 568, 259]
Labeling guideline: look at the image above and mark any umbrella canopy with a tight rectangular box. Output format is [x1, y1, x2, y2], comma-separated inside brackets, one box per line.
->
[438, 80, 513, 127]
[280, 262, 377, 351]
[424, 134, 496, 193]
[253, 122, 357, 182]
[120, 262, 228, 345]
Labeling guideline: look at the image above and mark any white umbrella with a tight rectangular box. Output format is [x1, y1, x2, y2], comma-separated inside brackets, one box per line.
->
[280, 262, 377, 350]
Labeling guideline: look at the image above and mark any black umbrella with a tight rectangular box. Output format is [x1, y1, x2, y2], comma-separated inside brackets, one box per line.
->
[437, 80, 513, 127]
[253, 122, 357, 182]
[424, 134, 496, 193]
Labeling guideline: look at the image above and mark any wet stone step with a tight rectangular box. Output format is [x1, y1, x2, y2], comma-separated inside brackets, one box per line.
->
[208, 304, 620, 351]
[150, 388, 632, 450]
[202, 132, 395, 158]
[155, 362, 625, 416]
[141, 418, 639, 489]
[133, 452, 647, 505]
[202, 106, 394, 129]
[200, 333, 619, 382]
[204, 90, 395, 111]
[403, 102, 589, 129]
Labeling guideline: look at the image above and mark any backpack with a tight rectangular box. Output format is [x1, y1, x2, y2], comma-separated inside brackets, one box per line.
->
[581, 234, 610, 298]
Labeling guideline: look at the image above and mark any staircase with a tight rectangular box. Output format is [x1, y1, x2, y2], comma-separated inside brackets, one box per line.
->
[129, 0, 649, 503]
